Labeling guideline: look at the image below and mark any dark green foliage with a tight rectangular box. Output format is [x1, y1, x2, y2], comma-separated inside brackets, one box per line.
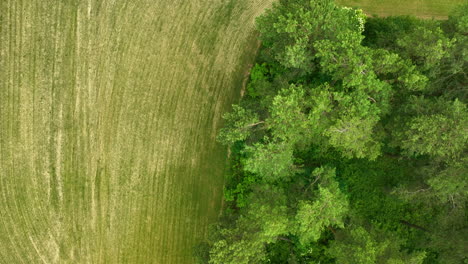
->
[209, 1, 468, 263]
[222, 141, 259, 208]
[437, 4, 468, 102]
[193, 242, 211, 264]
[427, 207, 468, 264]
[363, 15, 423, 49]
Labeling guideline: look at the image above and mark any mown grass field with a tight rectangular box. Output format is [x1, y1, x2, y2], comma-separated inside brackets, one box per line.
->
[0, 0, 273, 263]
[338, 0, 466, 18]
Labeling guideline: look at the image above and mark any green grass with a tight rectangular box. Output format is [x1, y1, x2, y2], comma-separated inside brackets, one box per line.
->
[338, 0, 465, 18]
[0, 0, 273, 263]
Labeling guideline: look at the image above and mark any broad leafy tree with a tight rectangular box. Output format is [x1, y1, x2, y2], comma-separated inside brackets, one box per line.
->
[328, 225, 426, 264]
[217, 105, 263, 145]
[209, 185, 290, 264]
[294, 167, 348, 245]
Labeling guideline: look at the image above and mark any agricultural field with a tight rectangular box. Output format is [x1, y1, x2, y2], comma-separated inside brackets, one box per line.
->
[338, 0, 467, 18]
[0, 0, 273, 263]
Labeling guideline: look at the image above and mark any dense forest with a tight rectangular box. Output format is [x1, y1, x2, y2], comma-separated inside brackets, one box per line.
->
[196, 0, 467, 263]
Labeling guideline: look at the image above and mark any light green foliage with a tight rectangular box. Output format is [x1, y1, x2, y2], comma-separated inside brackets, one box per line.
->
[247, 185, 291, 241]
[329, 226, 384, 264]
[312, 61, 387, 159]
[223, 174, 258, 208]
[326, 115, 381, 159]
[250, 63, 269, 81]
[309, 14, 397, 160]
[400, 114, 465, 158]
[397, 99, 467, 159]
[294, 167, 349, 245]
[209, 235, 267, 264]
[255, 0, 334, 71]
[263, 82, 385, 160]
[395, 64, 428, 92]
[364, 6, 466, 98]
[371, 49, 428, 92]
[244, 141, 296, 181]
[314, 37, 395, 112]
[328, 226, 426, 264]
[211, 1, 468, 263]
[268, 84, 311, 143]
[314, 35, 366, 85]
[307, 84, 334, 130]
[256, 0, 365, 72]
[396, 24, 453, 72]
[217, 105, 262, 145]
[435, 4, 468, 101]
[247, 63, 270, 98]
[209, 185, 290, 264]
[324, 90, 384, 159]
[253, 0, 397, 160]
[427, 159, 468, 206]
[337, 0, 466, 18]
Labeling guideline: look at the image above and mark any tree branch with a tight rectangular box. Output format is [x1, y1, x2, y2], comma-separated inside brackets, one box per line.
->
[240, 121, 265, 131]
[277, 236, 293, 243]
[245, 121, 265, 128]
[327, 225, 337, 235]
[399, 220, 430, 232]
[333, 128, 349, 133]
[303, 174, 321, 195]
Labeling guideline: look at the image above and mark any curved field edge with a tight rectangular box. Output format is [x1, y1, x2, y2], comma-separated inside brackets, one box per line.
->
[0, 0, 273, 263]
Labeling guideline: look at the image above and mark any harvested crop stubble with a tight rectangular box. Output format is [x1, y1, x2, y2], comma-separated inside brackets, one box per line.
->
[0, 0, 273, 263]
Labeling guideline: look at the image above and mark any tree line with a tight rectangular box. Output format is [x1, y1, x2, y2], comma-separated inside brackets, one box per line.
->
[196, 0, 467, 263]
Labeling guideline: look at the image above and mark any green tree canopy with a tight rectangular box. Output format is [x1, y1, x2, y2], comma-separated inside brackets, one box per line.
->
[328, 225, 426, 264]
[293, 166, 348, 245]
[209, 185, 290, 264]
[206, 1, 468, 264]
